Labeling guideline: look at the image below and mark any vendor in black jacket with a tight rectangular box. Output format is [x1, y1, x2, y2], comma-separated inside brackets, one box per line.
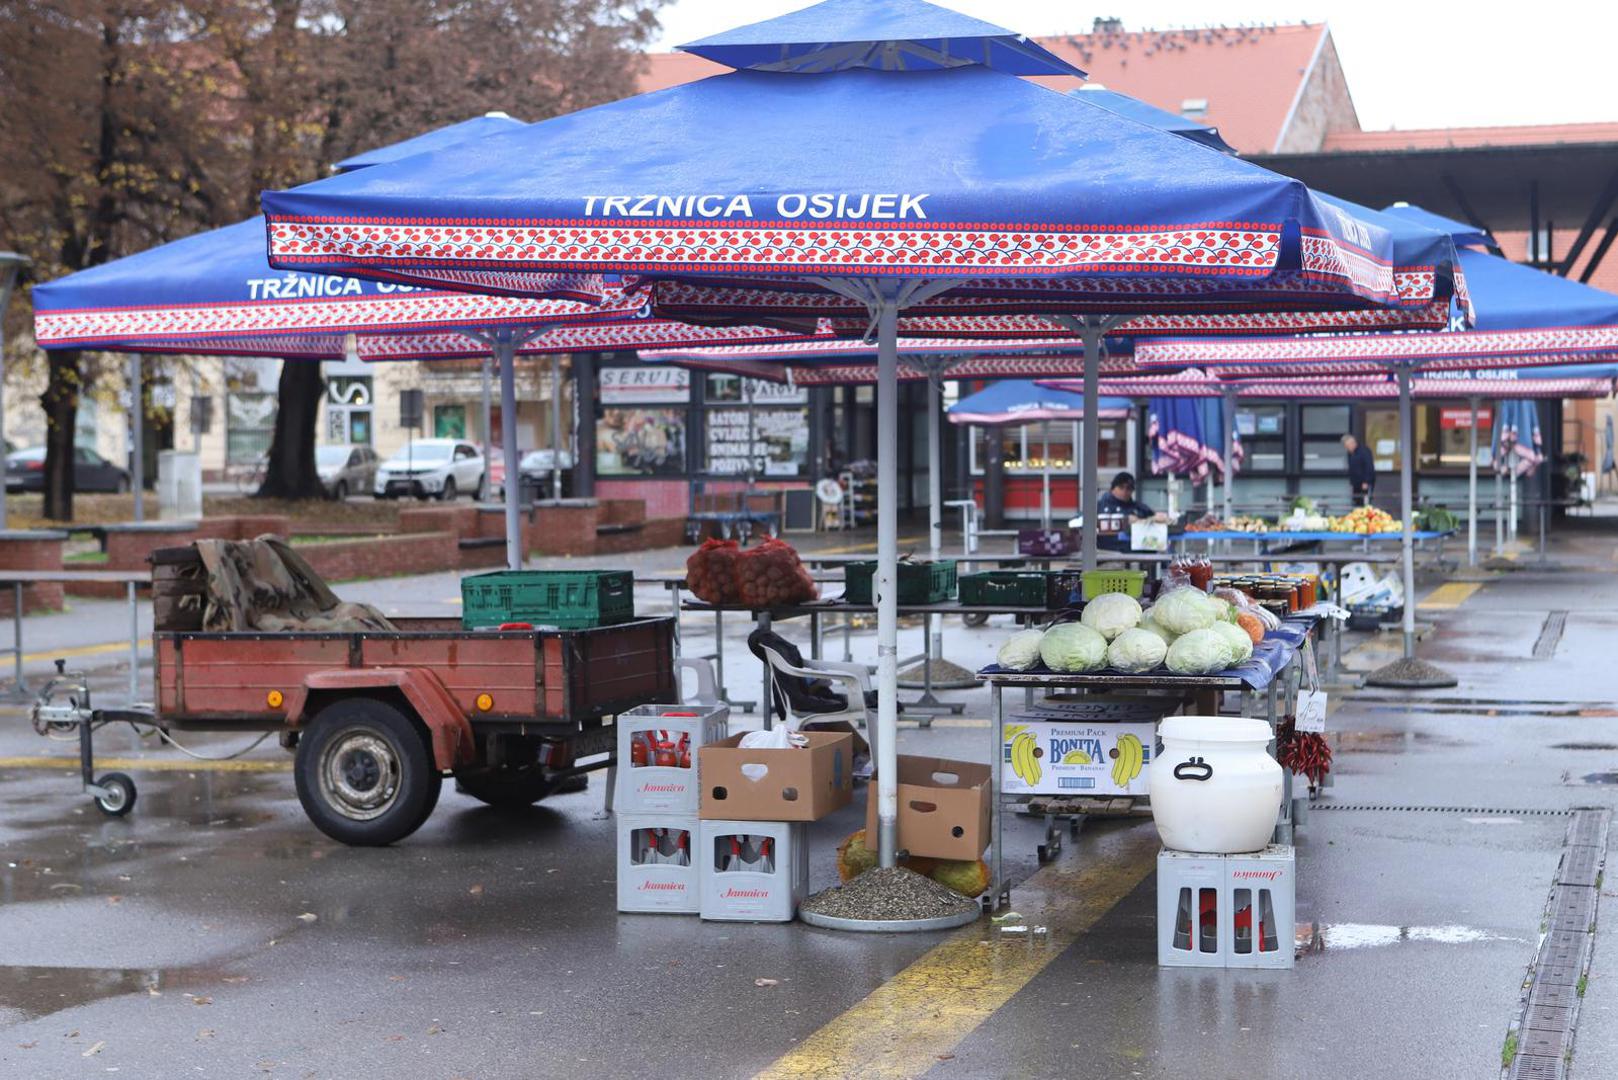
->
[1342, 434, 1376, 505]
[1097, 471, 1166, 551]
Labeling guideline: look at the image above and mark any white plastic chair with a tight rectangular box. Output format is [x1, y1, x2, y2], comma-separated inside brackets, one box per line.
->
[675, 657, 721, 706]
[752, 641, 877, 773]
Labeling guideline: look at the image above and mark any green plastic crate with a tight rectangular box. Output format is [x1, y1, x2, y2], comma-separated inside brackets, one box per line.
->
[843, 560, 957, 605]
[1081, 569, 1147, 601]
[461, 569, 634, 630]
[959, 570, 1084, 610]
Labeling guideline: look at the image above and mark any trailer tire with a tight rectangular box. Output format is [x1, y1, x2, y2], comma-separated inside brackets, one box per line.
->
[295, 698, 441, 846]
[451, 765, 575, 809]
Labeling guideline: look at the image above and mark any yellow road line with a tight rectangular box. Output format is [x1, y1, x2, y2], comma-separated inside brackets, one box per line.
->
[805, 535, 930, 557]
[19, 638, 151, 665]
[1419, 581, 1483, 610]
[0, 755, 289, 773]
[757, 824, 1159, 1080]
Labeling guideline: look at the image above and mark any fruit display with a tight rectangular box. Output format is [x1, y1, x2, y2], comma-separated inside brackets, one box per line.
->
[1416, 505, 1459, 532]
[685, 538, 743, 604]
[736, 537, 819, 608]
[1328, 506, 1401, 534]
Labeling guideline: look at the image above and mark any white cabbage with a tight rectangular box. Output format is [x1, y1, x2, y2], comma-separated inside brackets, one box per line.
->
[1039, 622, 1109, 673]
[1165, 628, 1232, 675]
[1209, 620, 1254, 665]
[1079, 592, 1143, 641]
[1107, 627, 1168, 673]
[996, 629, 1046, 671]
[1152, 588, 1219, 636]
[1137, 615, 1175, 645]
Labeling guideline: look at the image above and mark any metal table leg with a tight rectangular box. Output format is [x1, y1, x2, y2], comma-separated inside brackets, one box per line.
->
[987, 683, 1008, 911]
[3, 581, 26, 701]
[1268, 678, 1294, 846]
[903, 612, 966, 720]
[810, 611, 822, 661]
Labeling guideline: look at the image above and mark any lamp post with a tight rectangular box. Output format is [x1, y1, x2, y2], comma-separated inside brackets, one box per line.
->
[0, 252, 31, 533]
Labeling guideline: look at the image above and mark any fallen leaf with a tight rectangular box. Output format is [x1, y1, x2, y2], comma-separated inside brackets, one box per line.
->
[197, 1030, 215, 1040]
[427, 1024, 442, 1035]
[191, 996, 212, 1007]
[388, 976, 406, 983]
[385, 1035, 406, 1043]
[107, 896, 122, 905]
[754, 978, 780, 988]
[937, 1053, 956, 1061]
[468, 884, 484, 896]
[17, 1041, 36, 1049]
[296, 913, 317, 923]
[221, 976, 249, 985]
[82, 1041, 106, 1057]
[146, 988, 161, 997]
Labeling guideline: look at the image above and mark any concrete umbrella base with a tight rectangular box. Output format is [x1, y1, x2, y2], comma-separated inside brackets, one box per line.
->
[897, 657, 979, 690]
[1363, 656, 1459, 689]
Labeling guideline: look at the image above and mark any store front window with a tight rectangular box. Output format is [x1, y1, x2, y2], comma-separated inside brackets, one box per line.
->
[969, 420, 1126, 474]
[1364, 403, 1492, 471]
[1236, 405, 1287, 473]
[702, 375, 810, 479]
[598, 407, 687, 475]
[434, 404, 467, 439]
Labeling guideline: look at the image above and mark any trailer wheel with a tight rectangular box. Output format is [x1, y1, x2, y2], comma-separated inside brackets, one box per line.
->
[452, 765, 577, 809]
[93, 773, 137, 817]
[295, 698, 441, 846]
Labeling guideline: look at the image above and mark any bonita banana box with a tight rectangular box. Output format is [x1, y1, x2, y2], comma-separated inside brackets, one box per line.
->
[1001, 720, 1156, 797]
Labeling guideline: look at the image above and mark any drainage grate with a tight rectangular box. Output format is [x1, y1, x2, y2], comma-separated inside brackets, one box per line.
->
[1311, 803, 1572, 816]
[1505, 807, 1611, 1080]
[1533, 611, 1569, 659]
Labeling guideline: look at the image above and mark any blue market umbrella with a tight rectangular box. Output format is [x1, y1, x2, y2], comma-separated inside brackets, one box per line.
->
[334, 112, 523, 172]
[261, 0, 1465, 875]
[32, 120, 818, 569]
[1071, 86, 1236, 154]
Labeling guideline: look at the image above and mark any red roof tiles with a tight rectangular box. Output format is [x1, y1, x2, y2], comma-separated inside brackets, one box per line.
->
[1324, 122, 1618, 152]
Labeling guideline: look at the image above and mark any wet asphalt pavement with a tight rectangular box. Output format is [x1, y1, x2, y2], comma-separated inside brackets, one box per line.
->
[2, 523, 1617, 1078]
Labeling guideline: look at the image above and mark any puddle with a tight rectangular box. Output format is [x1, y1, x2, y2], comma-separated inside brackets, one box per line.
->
[0, 963, 238, 1021]
[1553, 743, 1618, 751]
[1572, 772, 1618, 786]
[1296, 921, 1521, 952]
[1331, 729, 1470, 754]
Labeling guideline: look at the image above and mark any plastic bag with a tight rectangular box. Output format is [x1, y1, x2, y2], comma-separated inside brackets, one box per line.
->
[737, 537, 818, 609]
[686, 538, 743, 605]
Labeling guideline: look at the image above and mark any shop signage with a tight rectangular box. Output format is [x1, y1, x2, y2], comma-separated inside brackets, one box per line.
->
[1440, 406, 1492, 430]
[600, 367, 690, 404]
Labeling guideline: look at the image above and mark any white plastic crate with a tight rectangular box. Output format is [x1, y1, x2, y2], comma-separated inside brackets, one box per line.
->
[616, 703, 729, 814]
[1157, 845, 1294, 969]
[698, 820, 808, 923]
[617, 813, 701, 914]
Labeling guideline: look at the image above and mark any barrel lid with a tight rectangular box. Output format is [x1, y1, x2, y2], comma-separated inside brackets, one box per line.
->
[1158, 716, 1272, 743]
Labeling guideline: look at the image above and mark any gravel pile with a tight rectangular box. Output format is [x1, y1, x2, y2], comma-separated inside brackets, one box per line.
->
[800, 866, 979, 922]
[1363, 656, 1458, 689]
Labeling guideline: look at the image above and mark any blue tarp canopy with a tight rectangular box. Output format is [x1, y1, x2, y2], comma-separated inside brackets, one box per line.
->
[334, 112, 524, 172]
[1070, 87, 1234, 154]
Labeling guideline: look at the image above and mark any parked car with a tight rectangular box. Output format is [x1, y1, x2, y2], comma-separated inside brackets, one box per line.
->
[315, 444, 379, 500]
[373, 439, 484, 501]
[516, 448, 575, 499]
[5, 445, 130, 493]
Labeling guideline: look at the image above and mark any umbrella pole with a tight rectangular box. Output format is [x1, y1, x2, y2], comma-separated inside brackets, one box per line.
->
[1080, 324, 1103, 570]
[550, 354, 564, 500]
[1041, 425, 1051, 528]
[1495, 469, 1504, 554]
[496, 336, 523, 571]
[1222, 387, 1236, 524]
[875, 297, 900, 868]
[480, 357, 494, 492]
[130, 354, 144, 523]
[1398, 366, 1416, 659]
[1467, 397, 1479, 567]
[928, 378, 943, 557]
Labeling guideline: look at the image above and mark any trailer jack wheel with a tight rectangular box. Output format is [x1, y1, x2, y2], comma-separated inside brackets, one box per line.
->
[92, 772, 137, 817]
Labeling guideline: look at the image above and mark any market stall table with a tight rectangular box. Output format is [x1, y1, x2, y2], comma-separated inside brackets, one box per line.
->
[975, 617, 1316, 910]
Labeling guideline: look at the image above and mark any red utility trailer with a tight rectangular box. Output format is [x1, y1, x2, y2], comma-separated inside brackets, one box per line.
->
[32, 617, 676, 845]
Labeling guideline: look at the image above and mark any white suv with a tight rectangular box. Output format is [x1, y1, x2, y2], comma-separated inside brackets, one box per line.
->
[374, 439, 485, 501]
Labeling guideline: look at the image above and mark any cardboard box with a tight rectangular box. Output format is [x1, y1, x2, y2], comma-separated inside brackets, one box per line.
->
[616, 813, 700, 914]
[698, 820, 809, 923]
[699, 731, 853, 821]
[866, 755, 991, 862]
[1001, 719, 1157, 798]
[616, 703, 729, 813]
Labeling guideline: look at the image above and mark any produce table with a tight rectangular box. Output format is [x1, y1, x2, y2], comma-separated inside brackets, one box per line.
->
[681, 597, 1053, 721]
[974, 616, 1317, 911]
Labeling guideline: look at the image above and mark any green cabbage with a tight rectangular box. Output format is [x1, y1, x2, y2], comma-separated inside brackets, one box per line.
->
[1137, 614, 1175, 645]
[1207, 595, 1236, 623]
[1039, 622, 1109, 673]
[1209, 620, 1254, 665]
[996, 629, 1046, 671]
[1079, 592, 1142, 641]
[1165, 628, 1232, 675]
[1152, 588, 1219, 636]
[1107, 627, 1168, 673]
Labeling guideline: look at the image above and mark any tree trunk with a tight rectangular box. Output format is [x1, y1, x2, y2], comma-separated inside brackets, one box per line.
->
[41, 352, 82, 521]
[256, 360, 326, 500]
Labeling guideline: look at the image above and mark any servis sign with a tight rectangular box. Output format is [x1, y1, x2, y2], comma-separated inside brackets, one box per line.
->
[582, 193, 931, 221]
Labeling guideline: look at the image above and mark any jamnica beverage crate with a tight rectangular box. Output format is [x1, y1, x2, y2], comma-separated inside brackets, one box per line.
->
[698, 820, 808, 923]
[1156, 845, 1295, 969]
[617, 813, 701, 914]
[616, 703, 729, 813]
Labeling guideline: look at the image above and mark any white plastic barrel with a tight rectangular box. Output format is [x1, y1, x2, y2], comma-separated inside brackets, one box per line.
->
[1149, 716, 1282, 854]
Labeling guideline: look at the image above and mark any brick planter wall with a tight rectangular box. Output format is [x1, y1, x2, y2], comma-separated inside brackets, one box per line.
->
[0, 530, 67, 615]
[297, 532, 460, 582]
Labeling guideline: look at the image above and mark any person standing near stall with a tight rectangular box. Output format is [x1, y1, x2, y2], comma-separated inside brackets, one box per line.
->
[1097, 471, 1166, 552]
[1343, 434, 1376, 505]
